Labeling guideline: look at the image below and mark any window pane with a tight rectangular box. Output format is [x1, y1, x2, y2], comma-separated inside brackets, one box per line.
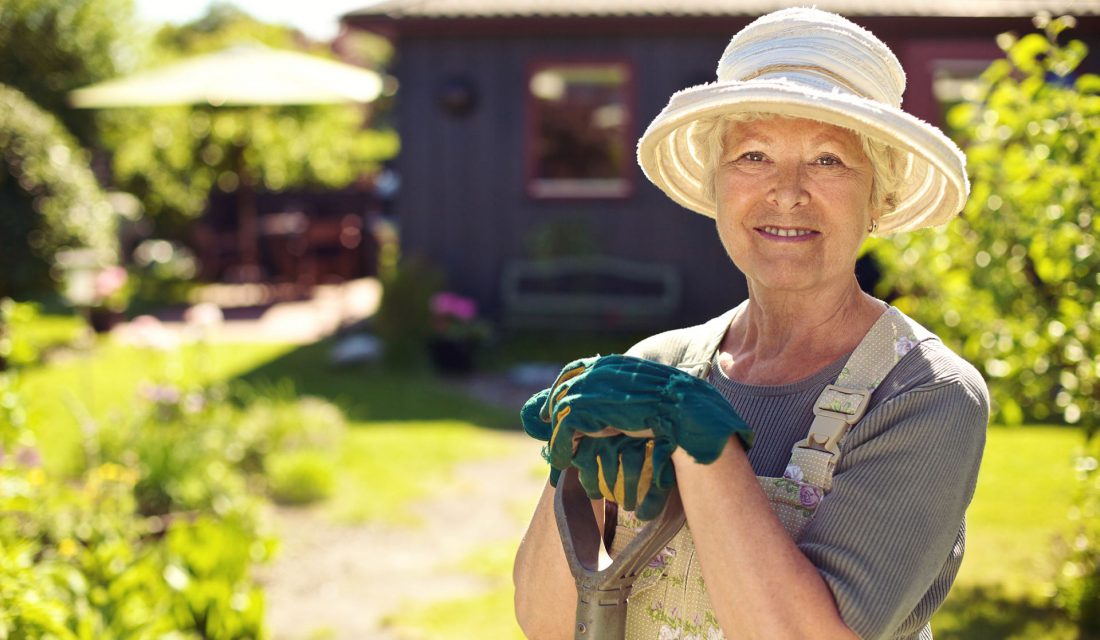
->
[527, 62, 631, 198]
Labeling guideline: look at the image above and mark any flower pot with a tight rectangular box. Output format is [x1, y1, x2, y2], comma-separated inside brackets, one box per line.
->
[89, 308, 124, 333]
[427, 338, 478, 374]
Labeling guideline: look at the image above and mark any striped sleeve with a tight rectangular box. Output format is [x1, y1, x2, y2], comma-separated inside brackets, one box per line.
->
[800, 356, 989, 639]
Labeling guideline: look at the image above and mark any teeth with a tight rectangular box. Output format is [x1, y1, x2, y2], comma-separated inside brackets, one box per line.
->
[762, 226, 813, 237]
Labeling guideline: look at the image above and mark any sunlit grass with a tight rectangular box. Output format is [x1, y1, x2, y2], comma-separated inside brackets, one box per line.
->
[952, 425, 1082, 594]
[20, 339, 294, 475]
[384, 541, 525, 640]
[932, 425, 1082, 639]
[327, 422, 519, 525]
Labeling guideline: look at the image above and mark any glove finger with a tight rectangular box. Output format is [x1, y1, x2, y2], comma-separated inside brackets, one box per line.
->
[635, 484, 672, 521]
[548, 465, 562, 488]
[574, 437, 618, 501]
[521, 388, 553, 441]
[541, 357, 597, 422]
[547, 407, 611, 469]
[555, 392, 663, 435]
[548, 400, 609, 468]
[650, 438, 678, 490]
[614, 440, 648, 511]
[548, 403, 634, 470]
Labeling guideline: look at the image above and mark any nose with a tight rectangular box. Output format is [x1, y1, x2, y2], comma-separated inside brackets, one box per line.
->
[767, 162, 810, 211]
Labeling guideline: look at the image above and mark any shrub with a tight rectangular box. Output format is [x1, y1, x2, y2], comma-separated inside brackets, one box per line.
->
[872, 17, 1098, 431]
[373, 256, 444, 369]
[0, 84, 117, 299]
[266, 450, 337, 505]
[1, 305, 274, 637]
[96, 384, 254, 518]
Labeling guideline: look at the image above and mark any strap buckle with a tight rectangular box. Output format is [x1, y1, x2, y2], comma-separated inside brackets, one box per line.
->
[795, 385, 872, 456]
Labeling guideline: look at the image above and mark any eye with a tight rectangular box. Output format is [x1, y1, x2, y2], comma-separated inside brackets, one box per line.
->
[814, 154, 843, 166]
[739, 151, 766, 162]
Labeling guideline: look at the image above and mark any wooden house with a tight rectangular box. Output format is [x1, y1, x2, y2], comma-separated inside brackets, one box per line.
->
[341, 0, 1100, 328]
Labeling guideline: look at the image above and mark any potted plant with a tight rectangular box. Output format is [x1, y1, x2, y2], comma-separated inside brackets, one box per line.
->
[427, 292, 491, 374]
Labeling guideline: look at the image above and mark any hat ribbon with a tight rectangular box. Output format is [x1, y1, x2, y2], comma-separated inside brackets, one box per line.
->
[739, 64, 872, 100]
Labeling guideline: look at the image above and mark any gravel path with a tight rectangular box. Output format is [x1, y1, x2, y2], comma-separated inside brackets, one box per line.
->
[258, 431, 543, 640]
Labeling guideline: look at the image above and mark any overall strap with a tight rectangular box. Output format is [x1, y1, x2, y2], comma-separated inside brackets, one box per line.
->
[789, 306, 929, 491]
[675, 304, 742, 379]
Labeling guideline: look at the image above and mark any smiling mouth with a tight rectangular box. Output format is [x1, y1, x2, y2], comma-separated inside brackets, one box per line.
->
[758, 226, 817, 238]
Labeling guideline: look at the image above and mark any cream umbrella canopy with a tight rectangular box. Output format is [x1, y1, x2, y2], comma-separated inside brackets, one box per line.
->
[70, 43, 384, 107]
[70, 43, 386, 280]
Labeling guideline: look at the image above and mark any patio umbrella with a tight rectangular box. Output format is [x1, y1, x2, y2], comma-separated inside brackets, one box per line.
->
[70, 43, 385, 280]
[70, 43, 383, 107]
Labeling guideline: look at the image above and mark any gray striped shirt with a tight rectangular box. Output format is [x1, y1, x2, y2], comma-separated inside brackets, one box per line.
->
[628, 315, 989, 639]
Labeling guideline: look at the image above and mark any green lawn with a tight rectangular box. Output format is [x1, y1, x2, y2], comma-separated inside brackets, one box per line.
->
[932, 425, 1083, 639]
[20, 339, 295, 475]
[17, 325, 1089, 639]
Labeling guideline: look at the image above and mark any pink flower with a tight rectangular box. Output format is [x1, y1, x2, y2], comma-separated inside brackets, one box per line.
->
[15, 446, 41, 468]
[431, 292, 478, 321]
[648, 545, 677, 568]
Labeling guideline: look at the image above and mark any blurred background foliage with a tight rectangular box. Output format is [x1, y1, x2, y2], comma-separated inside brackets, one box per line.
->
[98, 3, 399, 236]
[0, 84, 117, 299]
[0, 0, 398, 300]
[874, 16, 1097, 434]
[0, 0, 140, 148]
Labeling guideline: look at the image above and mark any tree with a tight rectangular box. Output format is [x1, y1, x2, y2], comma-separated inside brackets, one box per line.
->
[872, 16, 1098, 433]
[0, 84, 116, 299]
[96, 3, 399, 233]
[0, 0, 141, 147]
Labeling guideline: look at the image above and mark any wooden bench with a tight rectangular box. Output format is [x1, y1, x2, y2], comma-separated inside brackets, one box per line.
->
[500, 256, 681, 330]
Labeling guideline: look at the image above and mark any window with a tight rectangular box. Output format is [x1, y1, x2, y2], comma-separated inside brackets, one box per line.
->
[526, 61, 633, 199]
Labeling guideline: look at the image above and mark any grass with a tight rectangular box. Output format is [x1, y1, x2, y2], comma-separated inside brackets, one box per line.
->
[19, 339, 294, 475]
[931, 425, 1084, 639]
[19, 329, 523, 524]
[327, 422, 519, 525]
[384, 542, 526, 640]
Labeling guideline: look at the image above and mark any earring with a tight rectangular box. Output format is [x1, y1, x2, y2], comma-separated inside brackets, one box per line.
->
[867, 218, 879, 234]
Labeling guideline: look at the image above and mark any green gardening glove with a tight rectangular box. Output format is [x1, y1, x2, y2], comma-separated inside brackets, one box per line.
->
[522, 389, 676, 521]
[572, 434, 677, 521]
[541, 354, 753, 471]
[521, 355, 753, 520]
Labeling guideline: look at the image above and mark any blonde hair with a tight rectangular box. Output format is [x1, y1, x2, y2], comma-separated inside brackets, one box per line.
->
[692, 113, 903, 217]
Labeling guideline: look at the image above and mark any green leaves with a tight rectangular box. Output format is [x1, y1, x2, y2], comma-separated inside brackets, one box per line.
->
[98, 9, 399, 228]
[0, 84, 117, 298]
[874, 23, 1099, 434]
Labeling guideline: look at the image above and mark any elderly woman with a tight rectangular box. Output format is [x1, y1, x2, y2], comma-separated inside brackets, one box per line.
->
[513, 8, 988, 640]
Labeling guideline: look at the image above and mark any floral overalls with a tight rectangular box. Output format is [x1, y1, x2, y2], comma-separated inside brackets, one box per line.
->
[610, 306, 928, 639]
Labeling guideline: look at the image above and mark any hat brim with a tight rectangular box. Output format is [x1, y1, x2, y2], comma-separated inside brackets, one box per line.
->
[637, 80, 969, 235]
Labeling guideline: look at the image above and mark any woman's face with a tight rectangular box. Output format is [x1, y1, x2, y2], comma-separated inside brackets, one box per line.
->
[714, 117, 876, 296]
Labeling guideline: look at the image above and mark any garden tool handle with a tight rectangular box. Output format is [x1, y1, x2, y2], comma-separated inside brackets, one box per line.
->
[554, 466, 686, 640]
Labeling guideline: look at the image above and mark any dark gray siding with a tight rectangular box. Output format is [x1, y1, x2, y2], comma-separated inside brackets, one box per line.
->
[392, 33, 749, 328]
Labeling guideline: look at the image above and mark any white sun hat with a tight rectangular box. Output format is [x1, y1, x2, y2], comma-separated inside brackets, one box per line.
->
[637, 7, 969, 235]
